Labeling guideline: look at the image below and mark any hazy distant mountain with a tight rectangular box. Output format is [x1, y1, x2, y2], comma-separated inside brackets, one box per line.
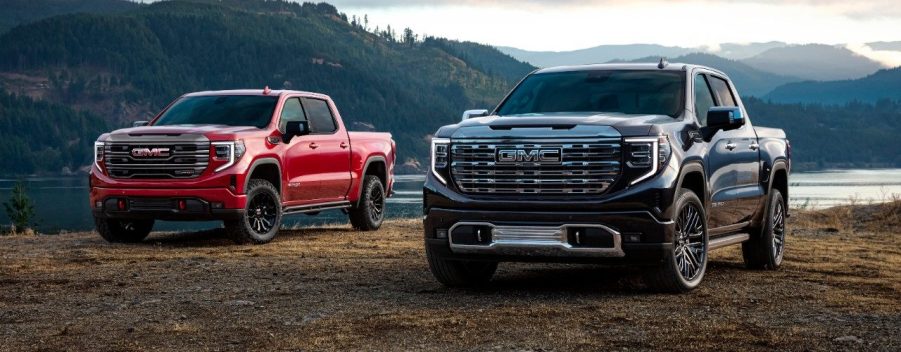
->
[621, 53, 802, 97]
[496, 44, 695, 68]
[867, 41, 901, 51]
[764, 67, 901, 105]
[711, 41, 787, 60]
[0, 0, 137, 33]
[741, 44, 886, 81]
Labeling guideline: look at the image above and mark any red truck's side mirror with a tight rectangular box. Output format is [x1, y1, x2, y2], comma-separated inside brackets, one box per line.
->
[284, 121, 310, 142]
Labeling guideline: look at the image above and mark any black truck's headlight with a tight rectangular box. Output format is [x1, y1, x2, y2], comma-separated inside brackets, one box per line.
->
[212, 140, 246, 172]
[431, 138, 450, 184]
[625, 135, 671, 185]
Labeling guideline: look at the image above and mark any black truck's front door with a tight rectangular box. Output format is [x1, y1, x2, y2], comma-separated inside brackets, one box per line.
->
[695, 73, 762, 229]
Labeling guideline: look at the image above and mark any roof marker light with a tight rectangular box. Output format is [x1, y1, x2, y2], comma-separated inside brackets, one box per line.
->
[263, 86, 271, 95]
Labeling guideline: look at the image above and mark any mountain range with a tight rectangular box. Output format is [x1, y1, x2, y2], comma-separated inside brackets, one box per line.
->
[0, 0, 898, 175]
[499, 42, 892, 82]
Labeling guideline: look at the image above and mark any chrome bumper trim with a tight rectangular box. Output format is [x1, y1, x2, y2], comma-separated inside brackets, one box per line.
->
[448, 222, 625, 257]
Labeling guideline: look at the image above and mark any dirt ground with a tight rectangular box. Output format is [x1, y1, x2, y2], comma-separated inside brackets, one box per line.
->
[1, 204, 899, 351]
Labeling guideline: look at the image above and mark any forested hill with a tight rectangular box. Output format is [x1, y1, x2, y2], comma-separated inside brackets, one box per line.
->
[0, 0, 138, 34]
[0, 0, 534, 175]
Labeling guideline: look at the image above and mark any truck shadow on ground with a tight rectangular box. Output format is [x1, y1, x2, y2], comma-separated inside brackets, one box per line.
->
[141, 226, 351, 247]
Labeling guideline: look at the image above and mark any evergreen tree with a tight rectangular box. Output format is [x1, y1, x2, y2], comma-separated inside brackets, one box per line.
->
[3, 180, 36, 233]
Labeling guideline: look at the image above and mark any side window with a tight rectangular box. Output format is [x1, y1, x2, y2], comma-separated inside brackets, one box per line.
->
[278, 97, 306, 131]
[301, 98, 337, 134]
[708, 76, 737, 107]
[694, 74, 716, 127]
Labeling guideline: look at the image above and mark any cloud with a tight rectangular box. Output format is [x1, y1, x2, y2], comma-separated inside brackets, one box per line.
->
[329, 0, 901, 18]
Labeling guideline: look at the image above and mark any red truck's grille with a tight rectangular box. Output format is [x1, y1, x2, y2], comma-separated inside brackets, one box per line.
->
[450, 139, 622, 195]
[104, 142, 210, 179]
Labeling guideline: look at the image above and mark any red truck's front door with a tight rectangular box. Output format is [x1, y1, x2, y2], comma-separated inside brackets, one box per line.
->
[299, 97, 352, 203]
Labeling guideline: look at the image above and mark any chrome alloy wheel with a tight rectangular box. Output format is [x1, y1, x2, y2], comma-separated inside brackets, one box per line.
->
[772, 200, 786, 262]
[247, 192, 278, 234]
[675, 203, 706, 281]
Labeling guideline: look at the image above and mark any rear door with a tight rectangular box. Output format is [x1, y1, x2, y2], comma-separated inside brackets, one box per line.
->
[699, 73, 762, 228]
[300, 97, 352, 202]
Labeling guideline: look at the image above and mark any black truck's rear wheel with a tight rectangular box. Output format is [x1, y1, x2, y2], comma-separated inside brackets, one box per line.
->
[95, 217, 154, 243]
[742, 189, 786, 270]
[348, 175, 385, 231]
[645, 188, 709, 293]
[225, 179, 281, 244]
[426, 244, 498, 287]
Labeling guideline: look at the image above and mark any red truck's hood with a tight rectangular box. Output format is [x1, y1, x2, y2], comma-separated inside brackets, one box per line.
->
[100, 125, 267, 141]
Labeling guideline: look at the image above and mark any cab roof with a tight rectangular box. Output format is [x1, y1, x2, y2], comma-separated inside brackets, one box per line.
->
[534, 62, 726, 77]
[182, 89, 330, 99]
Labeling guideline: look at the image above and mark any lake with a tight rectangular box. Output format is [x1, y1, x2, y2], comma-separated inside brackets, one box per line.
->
[1, 169, 899, 233]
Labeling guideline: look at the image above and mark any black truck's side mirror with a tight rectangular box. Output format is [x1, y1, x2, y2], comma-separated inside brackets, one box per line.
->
[133, 120, 149, 127]
[707, 107, 745, 131]
[283, 121, 310, 142]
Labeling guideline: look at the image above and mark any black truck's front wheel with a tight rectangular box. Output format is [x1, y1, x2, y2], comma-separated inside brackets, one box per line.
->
[348, 175, 386, 231]
[225, 179, 281, 244]
[742, 189, 786, 270]
[645, 188, 709, 293]
[95, 217, 154, 243]
[426, 244, 497, 287]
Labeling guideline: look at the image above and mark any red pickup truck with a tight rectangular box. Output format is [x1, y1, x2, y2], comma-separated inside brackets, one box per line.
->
[90, 89, 395, 244]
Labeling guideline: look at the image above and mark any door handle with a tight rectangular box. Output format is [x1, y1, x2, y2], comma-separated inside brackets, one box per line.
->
[308, 142, 319, 149]
[340, 141, 348, 149]
[749, 143, 760, 151]
[725, 142, 737, 151]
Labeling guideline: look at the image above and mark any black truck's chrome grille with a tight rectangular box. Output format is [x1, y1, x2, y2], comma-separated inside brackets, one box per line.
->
[105, 142, 210, 179]
[450, 139, 622, 195]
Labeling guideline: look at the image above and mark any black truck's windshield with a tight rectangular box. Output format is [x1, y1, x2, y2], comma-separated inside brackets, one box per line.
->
[154, 95, 278, 128]
[496, 70, 685, 117]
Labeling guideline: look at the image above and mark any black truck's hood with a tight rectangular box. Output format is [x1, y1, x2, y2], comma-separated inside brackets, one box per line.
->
[435, 112, 675, 139]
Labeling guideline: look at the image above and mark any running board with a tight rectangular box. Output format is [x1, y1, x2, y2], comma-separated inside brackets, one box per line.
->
[283, 201, 351, 215]
[708, 233, 750, 250]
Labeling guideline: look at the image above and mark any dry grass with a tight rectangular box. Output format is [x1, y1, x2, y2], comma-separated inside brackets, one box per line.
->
[0, 209, 898, 351]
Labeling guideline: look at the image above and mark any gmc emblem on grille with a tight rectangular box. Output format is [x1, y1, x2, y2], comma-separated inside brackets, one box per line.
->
[131, 147, 170, 157]
[496, 148, 562, 163]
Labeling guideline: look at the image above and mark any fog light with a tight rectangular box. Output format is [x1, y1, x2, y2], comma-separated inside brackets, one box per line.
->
[436, 229, 448, 239]
[623, 233, 642, 243]
[211, 202, 224, 209]
[177, 200, 187, 211]
[95, 201, 102, 209]
[117, 199, 127, 210]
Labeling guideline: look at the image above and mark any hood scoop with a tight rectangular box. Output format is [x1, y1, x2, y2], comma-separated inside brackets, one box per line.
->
[489, 124, 576, 130]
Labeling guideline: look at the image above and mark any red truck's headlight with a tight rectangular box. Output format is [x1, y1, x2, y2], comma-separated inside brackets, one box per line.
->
[431, 138, 450, 185]
[94, 141, 106, 174]
[211, 140, 246, 173]
[624, 135, 671, 185]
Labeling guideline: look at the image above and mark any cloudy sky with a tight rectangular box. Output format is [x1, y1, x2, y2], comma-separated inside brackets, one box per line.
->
[328, 0, 901, 64]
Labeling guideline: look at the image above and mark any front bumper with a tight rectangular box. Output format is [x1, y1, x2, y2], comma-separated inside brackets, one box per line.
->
[424, 207, 675, 264]
[90, 186, 246, 221]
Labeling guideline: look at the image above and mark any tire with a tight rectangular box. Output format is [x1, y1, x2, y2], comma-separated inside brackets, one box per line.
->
[742, 189, 786, 270]
[225, 179, 281, 244]
[645, 188, 709, 293]
[425, 244, 497, 287]
[95, 217, 153, 243]
[348, 175, 386, 231]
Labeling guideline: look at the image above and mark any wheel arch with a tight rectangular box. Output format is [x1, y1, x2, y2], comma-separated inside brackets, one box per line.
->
[245, 158, 282, 194]
[357, 156, 387, 206]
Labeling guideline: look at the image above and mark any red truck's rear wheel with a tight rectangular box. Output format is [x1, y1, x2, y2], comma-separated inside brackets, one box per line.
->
[95, 218, 153, 243]
[349, 175, 385, 231]
[226, 179, 281, 244]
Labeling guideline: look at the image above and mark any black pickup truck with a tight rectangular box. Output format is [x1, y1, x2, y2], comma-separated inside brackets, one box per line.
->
[423, 62, 791, 292]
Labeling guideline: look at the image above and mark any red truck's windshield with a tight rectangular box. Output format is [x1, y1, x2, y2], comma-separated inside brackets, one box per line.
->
[154, 95, 278, 128]
[496, 70, 685, 117]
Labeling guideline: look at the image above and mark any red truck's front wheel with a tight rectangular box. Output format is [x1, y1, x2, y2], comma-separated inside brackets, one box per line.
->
[225, 179, 282, 244]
